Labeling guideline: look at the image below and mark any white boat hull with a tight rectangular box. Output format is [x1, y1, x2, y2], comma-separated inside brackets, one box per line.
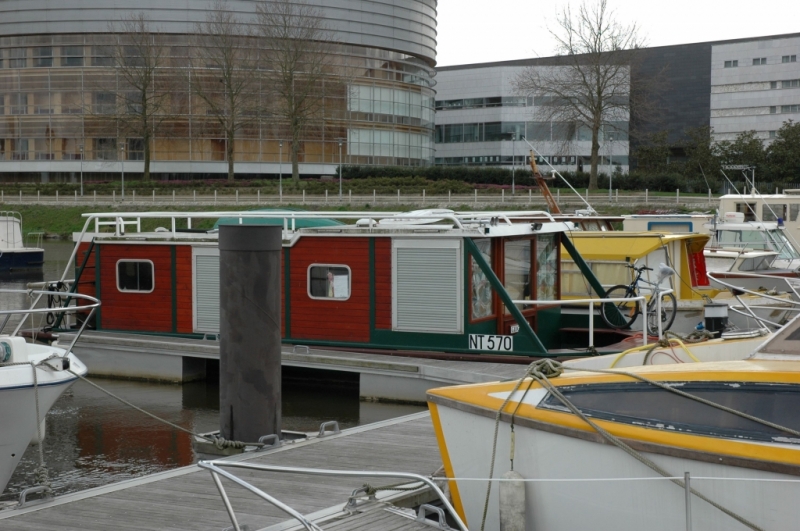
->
[0, 349, 87, 493]
[433, 404, 800, 531]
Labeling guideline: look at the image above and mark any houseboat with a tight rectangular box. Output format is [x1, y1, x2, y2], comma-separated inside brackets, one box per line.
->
[61, 210, 641, 358]
[0, 212, 44, 273]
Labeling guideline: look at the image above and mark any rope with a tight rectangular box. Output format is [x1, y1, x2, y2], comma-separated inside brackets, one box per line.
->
[63, 367, 267, 449]
[480, 359, 770, 531]
[478, 359, 562, 531]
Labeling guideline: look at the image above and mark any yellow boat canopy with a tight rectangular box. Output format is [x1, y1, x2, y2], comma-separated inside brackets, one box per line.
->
[565, 232, 710, 261]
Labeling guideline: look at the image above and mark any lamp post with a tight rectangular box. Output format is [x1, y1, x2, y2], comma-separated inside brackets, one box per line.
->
[120, 142, 125, 201]
[338, 139, 343, 201]
[511, 131, 516, 196]
[79, 144, 84, 196]
[279, 140, 283, 203]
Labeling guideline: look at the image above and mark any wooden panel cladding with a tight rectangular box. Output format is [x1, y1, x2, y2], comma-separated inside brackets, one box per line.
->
[99, 244, 174, 332]
[289, 237, 370, 342]
[175, 246, 193, 334]
[374, 238, 392, 330]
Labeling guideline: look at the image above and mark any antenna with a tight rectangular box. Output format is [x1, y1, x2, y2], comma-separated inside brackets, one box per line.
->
[521, 137, 596, 214]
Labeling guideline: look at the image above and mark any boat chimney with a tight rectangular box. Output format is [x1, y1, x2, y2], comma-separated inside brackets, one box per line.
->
[219, 225, 282, 443]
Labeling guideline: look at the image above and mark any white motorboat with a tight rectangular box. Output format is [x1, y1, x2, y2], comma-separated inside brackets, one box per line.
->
[0, 288, 97, 496]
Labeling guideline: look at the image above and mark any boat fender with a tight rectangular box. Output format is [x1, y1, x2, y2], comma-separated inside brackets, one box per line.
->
[0, 341, 10, 363]
[499, 470, 526, 531]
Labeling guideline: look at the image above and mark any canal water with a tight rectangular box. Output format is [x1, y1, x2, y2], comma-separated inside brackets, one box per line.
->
[1, 241, 425, 500]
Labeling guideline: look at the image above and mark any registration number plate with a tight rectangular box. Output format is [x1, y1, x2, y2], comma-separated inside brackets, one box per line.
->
[469, 334, 514, 352]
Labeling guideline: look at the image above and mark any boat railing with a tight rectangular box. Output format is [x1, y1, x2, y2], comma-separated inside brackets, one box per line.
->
[2, 288, 99, 355]
[197, 460, 468, 531]
[513, 292, 664, 348]
[706, 271, 800, 329]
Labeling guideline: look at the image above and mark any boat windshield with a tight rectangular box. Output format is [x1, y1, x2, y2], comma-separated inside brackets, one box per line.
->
[766, 229, 800, 260]
[716, 228, 800, 260]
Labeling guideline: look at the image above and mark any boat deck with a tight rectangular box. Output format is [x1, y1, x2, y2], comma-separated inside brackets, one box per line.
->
[0, 412, 448, 531]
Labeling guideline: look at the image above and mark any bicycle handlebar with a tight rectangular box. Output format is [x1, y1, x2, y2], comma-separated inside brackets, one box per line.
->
[626, 264, 653, 272]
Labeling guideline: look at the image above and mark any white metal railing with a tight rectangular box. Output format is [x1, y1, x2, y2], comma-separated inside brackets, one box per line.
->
[512, 292, 668, 348]
[2, 288, 100, 356]
[198, 460, 468, 531]
[706, 271, 800, 329]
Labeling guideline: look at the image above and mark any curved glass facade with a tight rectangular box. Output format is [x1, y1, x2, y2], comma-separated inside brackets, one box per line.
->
[0, 1, 437, 178]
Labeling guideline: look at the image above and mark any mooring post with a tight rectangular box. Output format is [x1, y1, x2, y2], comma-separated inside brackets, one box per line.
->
[219, 225, 282, 443]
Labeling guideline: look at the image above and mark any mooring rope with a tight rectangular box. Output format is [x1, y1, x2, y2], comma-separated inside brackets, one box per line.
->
[478, 358, 777, 531]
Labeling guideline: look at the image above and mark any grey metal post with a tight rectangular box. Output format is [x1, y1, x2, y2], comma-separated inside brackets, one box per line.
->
[120, 143, 125, 200]
[79, 144, 84, 196]
[219, 225, 282, 443]
[279, 140, 283, 203]
[684, 472, 692, 531]
[338, 139, 343, 200]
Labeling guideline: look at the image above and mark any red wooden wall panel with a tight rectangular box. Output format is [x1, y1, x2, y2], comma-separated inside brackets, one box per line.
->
[289, 237, 370, 342]
[175, 246, 193, 333]
[374, 238, 392, 330]
[98, 244, 174, 332]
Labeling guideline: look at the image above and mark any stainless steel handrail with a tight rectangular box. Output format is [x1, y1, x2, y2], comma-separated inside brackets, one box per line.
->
[5, 289, 100, 356]
[198, 460, 468, 531]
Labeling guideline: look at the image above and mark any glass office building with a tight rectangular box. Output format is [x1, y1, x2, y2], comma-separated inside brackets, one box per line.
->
[0, 1, 437, 180]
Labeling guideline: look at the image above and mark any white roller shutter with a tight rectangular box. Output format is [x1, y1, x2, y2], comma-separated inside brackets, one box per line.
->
[193, 248, 220, 333]
[393, 239, 462, 333]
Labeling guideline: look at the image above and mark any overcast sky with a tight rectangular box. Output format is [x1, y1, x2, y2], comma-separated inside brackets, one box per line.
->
[436, 0, 799, 66]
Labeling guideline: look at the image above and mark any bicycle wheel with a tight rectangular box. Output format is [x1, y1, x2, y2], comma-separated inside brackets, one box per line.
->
[600, 285, 640, 329]
[646, 292, 677, 336]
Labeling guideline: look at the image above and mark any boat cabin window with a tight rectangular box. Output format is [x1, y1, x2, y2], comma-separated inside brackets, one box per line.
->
[717, 230, 769, 250]
[735, 203, 757, 222]
[704, 256, 736, 272]
[540, 381, 800, 444]
[762, 204, 787, 222]
[504, 239, 531, 312]
[766, 229, 800, 260]
[308, 265, 351, 300]
[536, 234, 558, 300]
[116, 260, 154, 293]
[470, 239, 494, 320]
[791, 204, 800, 222]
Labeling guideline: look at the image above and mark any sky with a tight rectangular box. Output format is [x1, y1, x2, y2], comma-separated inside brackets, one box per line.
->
[436, 0, 799, 67]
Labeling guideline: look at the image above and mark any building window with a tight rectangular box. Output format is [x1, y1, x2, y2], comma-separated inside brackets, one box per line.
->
[782, 80, 800, 88]
[33, 47, 52, 68]
[770, 130, 777, 138]
[12, 139, 28, 160]
[61, 46, 84, 67]
[771, 81, 778, 89]
[783, 55, 798, 63]
[724, 60, 738, 68]
[116, 260, 154, 293]
[94, 92, 116, 114]
[92, 46, 114, 67]
[95, 138, 117, 160]
[753, 57, 767, 65]
[770, 106, 777, 114]
[782, 104, 800, 113]
[9, 48, 26, 68]
[127, 138, 145, 160]
[11, 93, 27, 115]
[308, 265, 351, 300]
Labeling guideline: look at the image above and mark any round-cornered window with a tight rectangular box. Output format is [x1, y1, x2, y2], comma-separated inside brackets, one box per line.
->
[116, 260, 155, 293]
[307, 264, 351, 300]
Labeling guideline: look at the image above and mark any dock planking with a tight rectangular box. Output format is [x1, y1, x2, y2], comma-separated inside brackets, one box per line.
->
[0, 413, 445, 531]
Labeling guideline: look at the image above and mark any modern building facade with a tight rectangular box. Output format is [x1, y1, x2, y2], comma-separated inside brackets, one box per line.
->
[433, 65, 629, 172]
[0, 1, 437, 181]
[711, 35, 800, 142]
[435, 33, 800, 171]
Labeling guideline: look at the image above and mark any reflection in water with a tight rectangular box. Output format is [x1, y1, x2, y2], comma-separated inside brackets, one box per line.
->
[2, 242, 426, 499]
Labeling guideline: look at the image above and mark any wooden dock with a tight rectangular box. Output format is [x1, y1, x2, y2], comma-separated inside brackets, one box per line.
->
[0, 412, 451, 531]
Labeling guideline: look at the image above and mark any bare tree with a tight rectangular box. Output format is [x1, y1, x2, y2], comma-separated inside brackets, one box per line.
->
[108, 13, 171, 181]
[257, 0, 339, 182]
[191, 1, 259, 181]
[513, 0, 645, 189]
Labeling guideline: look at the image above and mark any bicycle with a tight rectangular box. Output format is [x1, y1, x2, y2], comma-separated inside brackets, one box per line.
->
[600, 263, 678, 336]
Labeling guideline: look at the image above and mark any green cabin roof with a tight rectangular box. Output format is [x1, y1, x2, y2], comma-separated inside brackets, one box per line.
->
[214, 209, 344, 229]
